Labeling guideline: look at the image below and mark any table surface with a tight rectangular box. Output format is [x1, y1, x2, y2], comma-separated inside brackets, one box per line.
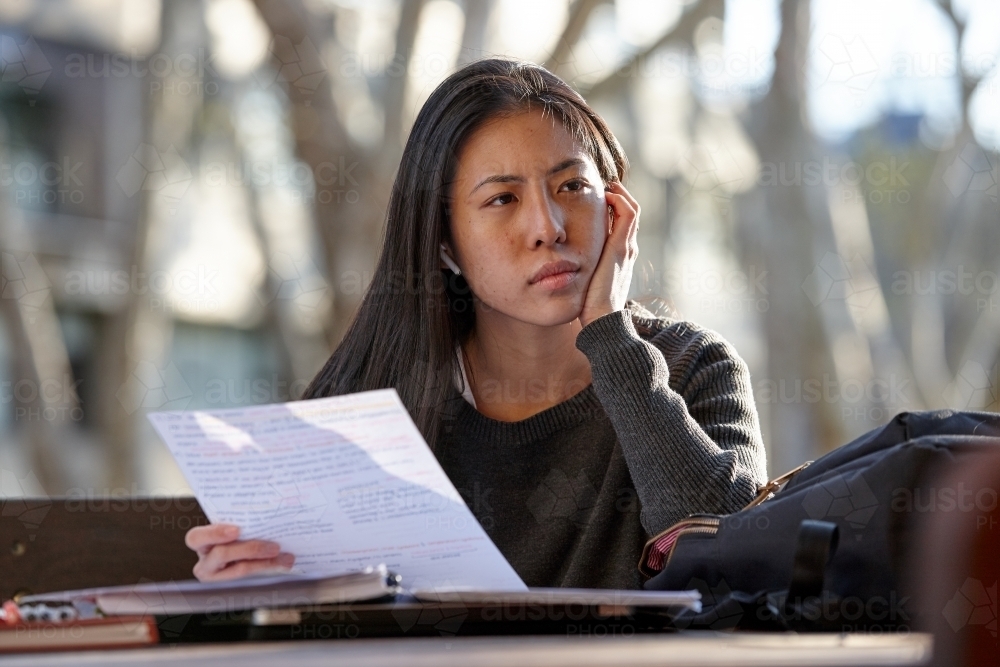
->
[1, 632, 933, 667]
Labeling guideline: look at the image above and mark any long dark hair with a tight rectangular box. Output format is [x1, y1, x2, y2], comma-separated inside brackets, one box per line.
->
[303, 58, 628, 447]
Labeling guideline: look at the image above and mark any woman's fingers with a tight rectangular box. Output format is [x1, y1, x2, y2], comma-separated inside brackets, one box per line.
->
[194, 539, 283, 578]
[579, 182, 642, 328]
[604, 193, 640, 258]
[605, 183, 640, 242]
[185, 523, 240, 553]
[186, 523, 297, 582]
[195, 553, 296, 582]
[607, 180, 639, 209]
[606, 193, 637, 241]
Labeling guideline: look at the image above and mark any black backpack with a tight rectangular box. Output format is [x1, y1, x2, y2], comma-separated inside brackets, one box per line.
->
[643, 410, 1000, 632]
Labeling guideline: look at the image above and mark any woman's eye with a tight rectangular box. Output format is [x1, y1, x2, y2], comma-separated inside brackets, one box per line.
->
[488, 193, 515, 206]
[562, 179, 586, 192]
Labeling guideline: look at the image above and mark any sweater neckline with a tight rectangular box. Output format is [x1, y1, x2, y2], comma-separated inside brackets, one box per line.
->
[453, 382, 604, 445]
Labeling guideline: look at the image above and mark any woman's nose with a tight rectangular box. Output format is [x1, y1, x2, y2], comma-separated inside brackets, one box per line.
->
[525, 190, 566, 248]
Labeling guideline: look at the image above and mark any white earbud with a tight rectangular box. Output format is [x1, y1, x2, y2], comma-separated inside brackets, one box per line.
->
[440, 244, 462, 275]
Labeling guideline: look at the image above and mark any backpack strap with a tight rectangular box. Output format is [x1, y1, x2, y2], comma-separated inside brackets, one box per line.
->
[786, 519, 839, 604]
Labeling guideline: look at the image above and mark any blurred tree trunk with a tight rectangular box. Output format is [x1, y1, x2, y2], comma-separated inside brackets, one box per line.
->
[734, 0, 846, 470]
[103, 0, 206, 489]
[253, 0, 426, 347]
[912, 2, 1000, 411]
[0, 158, 76, 492]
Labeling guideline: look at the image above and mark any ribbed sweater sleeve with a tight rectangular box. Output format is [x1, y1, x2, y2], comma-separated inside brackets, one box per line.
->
[575, 306, 768, 535]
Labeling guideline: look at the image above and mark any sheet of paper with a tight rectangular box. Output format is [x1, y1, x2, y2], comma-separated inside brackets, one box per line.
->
[148, 389, 526, 592]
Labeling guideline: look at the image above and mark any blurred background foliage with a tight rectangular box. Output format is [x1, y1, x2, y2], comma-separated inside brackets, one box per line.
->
[0, 0, 997, 496]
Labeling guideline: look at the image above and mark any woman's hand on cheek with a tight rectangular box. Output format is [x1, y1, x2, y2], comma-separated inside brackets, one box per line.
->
[579, 181, 640, 328]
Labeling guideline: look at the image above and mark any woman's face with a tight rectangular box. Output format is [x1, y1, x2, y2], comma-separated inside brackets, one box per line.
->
[445, 109, 611, 328]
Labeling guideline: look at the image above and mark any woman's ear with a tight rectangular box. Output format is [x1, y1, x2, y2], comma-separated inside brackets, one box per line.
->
[440, 243, 462, 275]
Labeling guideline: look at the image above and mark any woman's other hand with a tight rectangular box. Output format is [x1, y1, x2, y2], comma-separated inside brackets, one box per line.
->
[185, 523, 295, 581]
[579, 181, 640, 328]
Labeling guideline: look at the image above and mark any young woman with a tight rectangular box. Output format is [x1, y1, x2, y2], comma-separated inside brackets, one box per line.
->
[185, 59, 767, 589]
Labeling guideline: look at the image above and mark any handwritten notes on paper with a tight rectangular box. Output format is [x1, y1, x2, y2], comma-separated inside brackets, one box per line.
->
[148, 389, 526, 592]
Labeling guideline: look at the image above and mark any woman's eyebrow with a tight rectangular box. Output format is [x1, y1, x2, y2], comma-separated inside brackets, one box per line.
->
[469, 157, 587, 196]
[470, 173, 523, 195]
[546, 157, 586, 176]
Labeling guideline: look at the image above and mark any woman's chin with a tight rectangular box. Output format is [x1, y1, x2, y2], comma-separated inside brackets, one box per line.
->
[519, 300, 587, 328]
[475, 294, 585, 328]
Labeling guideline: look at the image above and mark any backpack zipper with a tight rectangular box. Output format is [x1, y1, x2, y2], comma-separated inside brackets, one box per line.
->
[742, 460, 814, 510]
[638, 461, 814, 577]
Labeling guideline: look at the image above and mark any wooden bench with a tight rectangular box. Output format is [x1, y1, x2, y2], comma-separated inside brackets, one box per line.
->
[0, 496, 206, 601]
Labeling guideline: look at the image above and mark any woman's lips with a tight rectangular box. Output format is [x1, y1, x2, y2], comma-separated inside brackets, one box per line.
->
[529, 260, 581, 289]
[533, 270, 579, 290]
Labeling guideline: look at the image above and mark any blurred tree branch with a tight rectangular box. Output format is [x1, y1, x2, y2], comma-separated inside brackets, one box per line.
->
[458, 0, 496, 64]
[938, 0, 979, 121]
[543, 0, 610, 78]
[581, 0, 724, 99]
[384, 0, 429, 153]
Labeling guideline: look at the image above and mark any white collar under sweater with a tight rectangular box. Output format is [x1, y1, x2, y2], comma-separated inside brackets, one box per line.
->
[454, 346, 476, 407]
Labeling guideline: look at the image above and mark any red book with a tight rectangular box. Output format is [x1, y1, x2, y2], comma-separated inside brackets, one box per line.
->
[0, 616, 158, 654]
